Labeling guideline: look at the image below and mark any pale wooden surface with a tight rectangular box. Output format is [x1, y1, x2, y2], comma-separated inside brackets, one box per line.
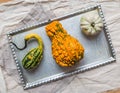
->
[102, 88, 120, 93]
[0, 0, 11, 3]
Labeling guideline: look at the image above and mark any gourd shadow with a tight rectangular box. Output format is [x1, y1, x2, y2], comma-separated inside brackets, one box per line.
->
[26, 64, 41, 73]
[57, 60, 83, 73]
[23, 54, 44, 73]
[82, 32, 101, 40]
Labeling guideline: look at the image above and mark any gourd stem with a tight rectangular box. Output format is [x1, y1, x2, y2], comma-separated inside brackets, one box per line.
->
[48, 19, 51, 22]
[11, 34, 43, 50]
[91, 22, 95, 27]
[11, 40, 27, 50]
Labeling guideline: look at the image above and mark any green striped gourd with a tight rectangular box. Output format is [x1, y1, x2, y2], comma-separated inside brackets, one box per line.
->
[22, 33, 43, 71]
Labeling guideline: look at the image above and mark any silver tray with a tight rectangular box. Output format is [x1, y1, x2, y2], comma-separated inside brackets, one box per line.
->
[7, 4, 116, 89]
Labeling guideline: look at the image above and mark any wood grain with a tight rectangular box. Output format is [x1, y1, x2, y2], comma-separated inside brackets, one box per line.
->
[102, 88, 120, 93]
[0, 0, 11, 3]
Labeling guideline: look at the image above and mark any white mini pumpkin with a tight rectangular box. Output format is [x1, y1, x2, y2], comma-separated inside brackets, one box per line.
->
[80, 10, 103, 36]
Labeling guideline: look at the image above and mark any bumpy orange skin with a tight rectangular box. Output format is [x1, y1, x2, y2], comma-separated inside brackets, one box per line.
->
[45, 21, 84, 67]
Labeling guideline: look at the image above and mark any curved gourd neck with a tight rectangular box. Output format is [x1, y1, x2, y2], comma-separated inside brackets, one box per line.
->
[25, 33, 43, 49]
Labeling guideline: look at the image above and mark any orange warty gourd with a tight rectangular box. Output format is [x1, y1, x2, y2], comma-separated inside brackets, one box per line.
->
[45, 21, 84, 67]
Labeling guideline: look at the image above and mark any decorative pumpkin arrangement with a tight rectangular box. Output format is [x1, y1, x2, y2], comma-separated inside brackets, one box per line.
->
[12, 33, 43, 71]
[45, 21, 84, 67]
[11, 10, 104, 70]
[80, 11, 103, 36]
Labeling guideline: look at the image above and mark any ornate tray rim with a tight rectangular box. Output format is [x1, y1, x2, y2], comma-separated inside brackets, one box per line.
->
[7, 4, 116, 89]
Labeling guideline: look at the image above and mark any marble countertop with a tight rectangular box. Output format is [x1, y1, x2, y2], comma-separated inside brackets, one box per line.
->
[0, 0, 120, 93]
